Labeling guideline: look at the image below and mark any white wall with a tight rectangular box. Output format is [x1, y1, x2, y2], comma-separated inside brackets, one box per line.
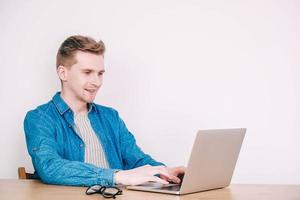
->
[0, 0, 299, 184]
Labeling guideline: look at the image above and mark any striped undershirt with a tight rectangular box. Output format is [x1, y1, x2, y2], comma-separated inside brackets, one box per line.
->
[74, 113, 109, 168]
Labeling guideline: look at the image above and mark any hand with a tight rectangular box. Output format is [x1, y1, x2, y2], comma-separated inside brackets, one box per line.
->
[114, 165, 179, 186]
[160, 166, 186, 184]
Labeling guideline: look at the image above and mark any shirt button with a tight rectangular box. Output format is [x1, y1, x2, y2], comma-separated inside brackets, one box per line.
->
[68, 124, 72, 128]
[80, 144, 83, 148]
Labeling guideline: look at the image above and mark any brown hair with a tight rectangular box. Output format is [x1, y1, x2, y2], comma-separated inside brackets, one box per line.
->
[56, 35, 105, 68]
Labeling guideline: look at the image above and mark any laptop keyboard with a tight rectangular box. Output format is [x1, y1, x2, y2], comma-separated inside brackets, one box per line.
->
[159, 184, 181, 191]
[136, 182, 181, 191]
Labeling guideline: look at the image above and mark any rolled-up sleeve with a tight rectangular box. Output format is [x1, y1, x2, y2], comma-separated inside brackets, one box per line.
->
[24, 110, 118, 186]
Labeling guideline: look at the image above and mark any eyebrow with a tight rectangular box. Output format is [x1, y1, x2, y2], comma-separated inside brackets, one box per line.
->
[82, 68, 105, 73]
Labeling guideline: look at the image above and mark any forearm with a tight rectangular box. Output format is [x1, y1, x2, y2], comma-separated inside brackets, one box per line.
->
[32, 153, 118, 186]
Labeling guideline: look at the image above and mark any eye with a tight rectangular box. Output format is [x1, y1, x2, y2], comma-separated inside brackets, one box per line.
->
[84, 70, 91, 75]
[98, 72, 104, 76]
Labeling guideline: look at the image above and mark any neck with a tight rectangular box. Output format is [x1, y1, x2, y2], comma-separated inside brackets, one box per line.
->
[60, 89, 88, 115]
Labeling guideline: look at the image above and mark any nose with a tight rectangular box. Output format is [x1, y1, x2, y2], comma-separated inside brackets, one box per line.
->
[91, 74, 102, 87]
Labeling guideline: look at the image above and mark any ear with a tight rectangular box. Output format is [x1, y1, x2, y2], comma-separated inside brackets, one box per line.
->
[57, 65, 68, 82]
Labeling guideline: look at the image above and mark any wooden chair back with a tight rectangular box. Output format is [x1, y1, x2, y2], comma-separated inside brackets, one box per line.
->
[18, 167, 34, 179]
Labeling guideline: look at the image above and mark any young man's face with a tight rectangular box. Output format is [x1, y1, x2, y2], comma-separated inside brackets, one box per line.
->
[59, 51, 105, 104]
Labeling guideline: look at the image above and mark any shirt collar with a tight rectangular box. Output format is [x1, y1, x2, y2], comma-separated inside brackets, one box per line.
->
[88, 102, 97, 113]
[52, 92, 97, 115]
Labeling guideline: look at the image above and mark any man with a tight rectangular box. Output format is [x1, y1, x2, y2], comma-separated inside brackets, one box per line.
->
[24, 35, 185, 186]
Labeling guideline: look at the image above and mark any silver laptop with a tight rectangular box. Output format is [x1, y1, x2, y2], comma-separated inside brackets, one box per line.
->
[126, 128, 246, 195]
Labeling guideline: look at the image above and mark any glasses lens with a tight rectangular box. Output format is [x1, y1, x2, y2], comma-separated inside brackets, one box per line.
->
[103, 187, 119, 194]
[103, 187, 122, 198]
[86, 185, 102, 194]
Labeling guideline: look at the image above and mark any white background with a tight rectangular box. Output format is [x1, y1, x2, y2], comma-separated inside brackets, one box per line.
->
[0, 0, 299, 184]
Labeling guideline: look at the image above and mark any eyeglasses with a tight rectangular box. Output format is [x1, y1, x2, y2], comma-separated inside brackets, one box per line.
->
[86, 185, 123, 199]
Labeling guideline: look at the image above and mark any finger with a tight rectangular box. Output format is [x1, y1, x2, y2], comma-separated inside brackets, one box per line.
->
[152, 169, 173, 179]
[160, 174, 181, 184]
[160, 174, 181, 183]
[144, 166, 177, 181]
[148, 176, 169, 185]
[159, 174, 169, 181]
[168, 175, 181, 183]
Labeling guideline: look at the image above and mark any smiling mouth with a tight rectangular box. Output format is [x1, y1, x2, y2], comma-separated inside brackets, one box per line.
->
[85, 88, 98, 93]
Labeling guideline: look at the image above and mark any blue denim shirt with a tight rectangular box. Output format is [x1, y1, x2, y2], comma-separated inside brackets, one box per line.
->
[23, 92, 164, 186]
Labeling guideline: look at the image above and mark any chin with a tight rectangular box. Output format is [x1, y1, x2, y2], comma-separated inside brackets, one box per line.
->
[85, 98, 95, 103]
[85, 96, 96, 103]
[82, 92, 97, 103]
